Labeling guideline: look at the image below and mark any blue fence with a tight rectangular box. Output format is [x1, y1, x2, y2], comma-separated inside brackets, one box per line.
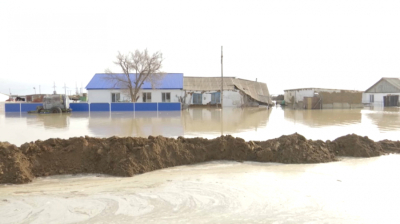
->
[158, 103, 181, 111]
[21, 103, 43, 112]
[135, 103, 158, 111]
[111, 103, 134, 111]
[5, 103, 21, 112]
[70, 103, 89, 111]
[90, 103, 110, 111]
[5, 102, 181, 112]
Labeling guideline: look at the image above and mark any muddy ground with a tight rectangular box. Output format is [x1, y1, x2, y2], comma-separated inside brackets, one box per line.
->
[1, 133, 399, 184]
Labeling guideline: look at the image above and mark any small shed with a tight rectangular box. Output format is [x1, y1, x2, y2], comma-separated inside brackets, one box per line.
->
[362, 78, 400, 107]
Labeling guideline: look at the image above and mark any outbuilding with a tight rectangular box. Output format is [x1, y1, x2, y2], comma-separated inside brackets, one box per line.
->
[284, 88, 363, 109]
[362, 78, 400, 107]
[182, 77, 272, 107]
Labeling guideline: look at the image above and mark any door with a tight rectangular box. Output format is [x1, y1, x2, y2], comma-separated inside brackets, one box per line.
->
[384, 95, 399, 107]
[193, 93, 202, 104]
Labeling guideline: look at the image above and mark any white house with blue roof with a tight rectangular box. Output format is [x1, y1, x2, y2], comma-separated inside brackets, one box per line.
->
[86, 73, 184, 104]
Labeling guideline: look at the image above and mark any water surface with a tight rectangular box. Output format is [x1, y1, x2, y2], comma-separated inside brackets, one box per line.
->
[1, 104, 399, 146]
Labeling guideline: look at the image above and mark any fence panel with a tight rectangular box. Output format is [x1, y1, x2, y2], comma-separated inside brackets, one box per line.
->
[70, 103, 89, 111]
[21, 103, 43, 112]
[111, 103, 134, 111]
[90, 103, 110, 111]
[135, 103, 157, 111]
[158, 103, 181, 111]
[5, 103, 20, 112]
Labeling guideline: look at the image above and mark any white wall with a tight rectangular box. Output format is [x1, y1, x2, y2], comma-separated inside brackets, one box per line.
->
[284, 89, 314, 103]
[284, 88, 343, 103]
[87, 89, 184, 103]
[0, 93, 9, 102]
[184, 90, 242, 107]
[362, 92, 400, 106]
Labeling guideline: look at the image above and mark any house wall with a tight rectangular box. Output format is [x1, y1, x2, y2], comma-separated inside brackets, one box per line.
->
[284, 89, 315, 104]
[362, 92, 400, 106]
[184, 90, 242, 107]
[88, 89, 184, 103]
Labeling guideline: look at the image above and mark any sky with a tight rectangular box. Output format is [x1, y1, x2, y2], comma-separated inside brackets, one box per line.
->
[1, 0, 399, 96]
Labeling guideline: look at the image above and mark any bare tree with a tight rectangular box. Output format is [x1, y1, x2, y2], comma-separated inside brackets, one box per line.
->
[104, 49, 165, 102]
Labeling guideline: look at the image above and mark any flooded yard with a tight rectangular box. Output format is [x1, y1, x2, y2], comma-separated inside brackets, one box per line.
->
[1, 104, 399, 146]
[1, 104, 400, 223]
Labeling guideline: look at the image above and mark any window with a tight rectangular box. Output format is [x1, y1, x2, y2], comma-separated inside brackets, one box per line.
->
[162, 92, 171, 102]
[193, 93, 202, 104]
[370, 94, 374, 103]
[143, 92, 152, 102]
[111, 93, 120, 102]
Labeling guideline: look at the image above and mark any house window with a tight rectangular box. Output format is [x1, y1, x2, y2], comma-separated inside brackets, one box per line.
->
[370, 94, 374, 103]
[162, 92, 171, 102]
[143, 92, 152, 102]
[111, 93, 120, 102]
[193, 93, 202, 104]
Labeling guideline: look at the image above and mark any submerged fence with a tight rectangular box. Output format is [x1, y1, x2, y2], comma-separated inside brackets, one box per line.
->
[4, 102, 181, 112]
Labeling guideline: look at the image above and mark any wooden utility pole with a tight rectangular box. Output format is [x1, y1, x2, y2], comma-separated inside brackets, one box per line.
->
[221, 46, 223, 108]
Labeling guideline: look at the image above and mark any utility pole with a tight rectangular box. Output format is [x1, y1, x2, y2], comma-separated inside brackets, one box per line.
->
[221, 46, 223, 109]
[53, 82, 57, 94]
[221, 46, 224, 137]
[75, 82, 78, 95]
[33, 87, 36, 94]
[39, 85, 41, 94]
[63, 83, 67, 96]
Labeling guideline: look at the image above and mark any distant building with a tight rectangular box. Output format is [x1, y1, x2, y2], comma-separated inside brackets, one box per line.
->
[26, 94, 47, 102]
[284, 88, 363, 109]
[86, 73, 184, 103]
[0, 93, 9, 102]
[362, 78, 400, 107]
[183, 77, 272, 107]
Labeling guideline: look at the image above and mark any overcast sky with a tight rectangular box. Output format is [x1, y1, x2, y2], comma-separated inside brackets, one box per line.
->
[1, 0, 399, 95]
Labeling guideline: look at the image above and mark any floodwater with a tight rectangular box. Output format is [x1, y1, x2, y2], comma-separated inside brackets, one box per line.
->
[1, 103, 400, 223]
[1, 104, 400, 146]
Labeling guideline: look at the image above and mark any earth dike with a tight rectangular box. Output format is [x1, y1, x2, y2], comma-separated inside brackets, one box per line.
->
[1, 133, 399, 184]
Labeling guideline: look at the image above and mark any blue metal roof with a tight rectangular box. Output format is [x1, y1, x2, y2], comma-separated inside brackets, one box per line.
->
[86, 73, 183, 90]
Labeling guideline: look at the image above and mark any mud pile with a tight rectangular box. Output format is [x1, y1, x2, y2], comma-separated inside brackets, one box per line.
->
[1, 133, 400, 184]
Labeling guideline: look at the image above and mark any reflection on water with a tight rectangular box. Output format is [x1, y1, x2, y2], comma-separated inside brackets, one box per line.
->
[363, 107, 400, 132]
[1, 107, 400, 146]
[284, 109, 362, 127]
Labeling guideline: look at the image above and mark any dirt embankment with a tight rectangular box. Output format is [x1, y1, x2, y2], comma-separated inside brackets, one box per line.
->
[1, 133, 400, 184]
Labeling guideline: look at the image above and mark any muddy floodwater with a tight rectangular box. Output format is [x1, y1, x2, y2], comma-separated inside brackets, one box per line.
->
[1, 103, 400, 223]
[1, 105, 400, 146]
